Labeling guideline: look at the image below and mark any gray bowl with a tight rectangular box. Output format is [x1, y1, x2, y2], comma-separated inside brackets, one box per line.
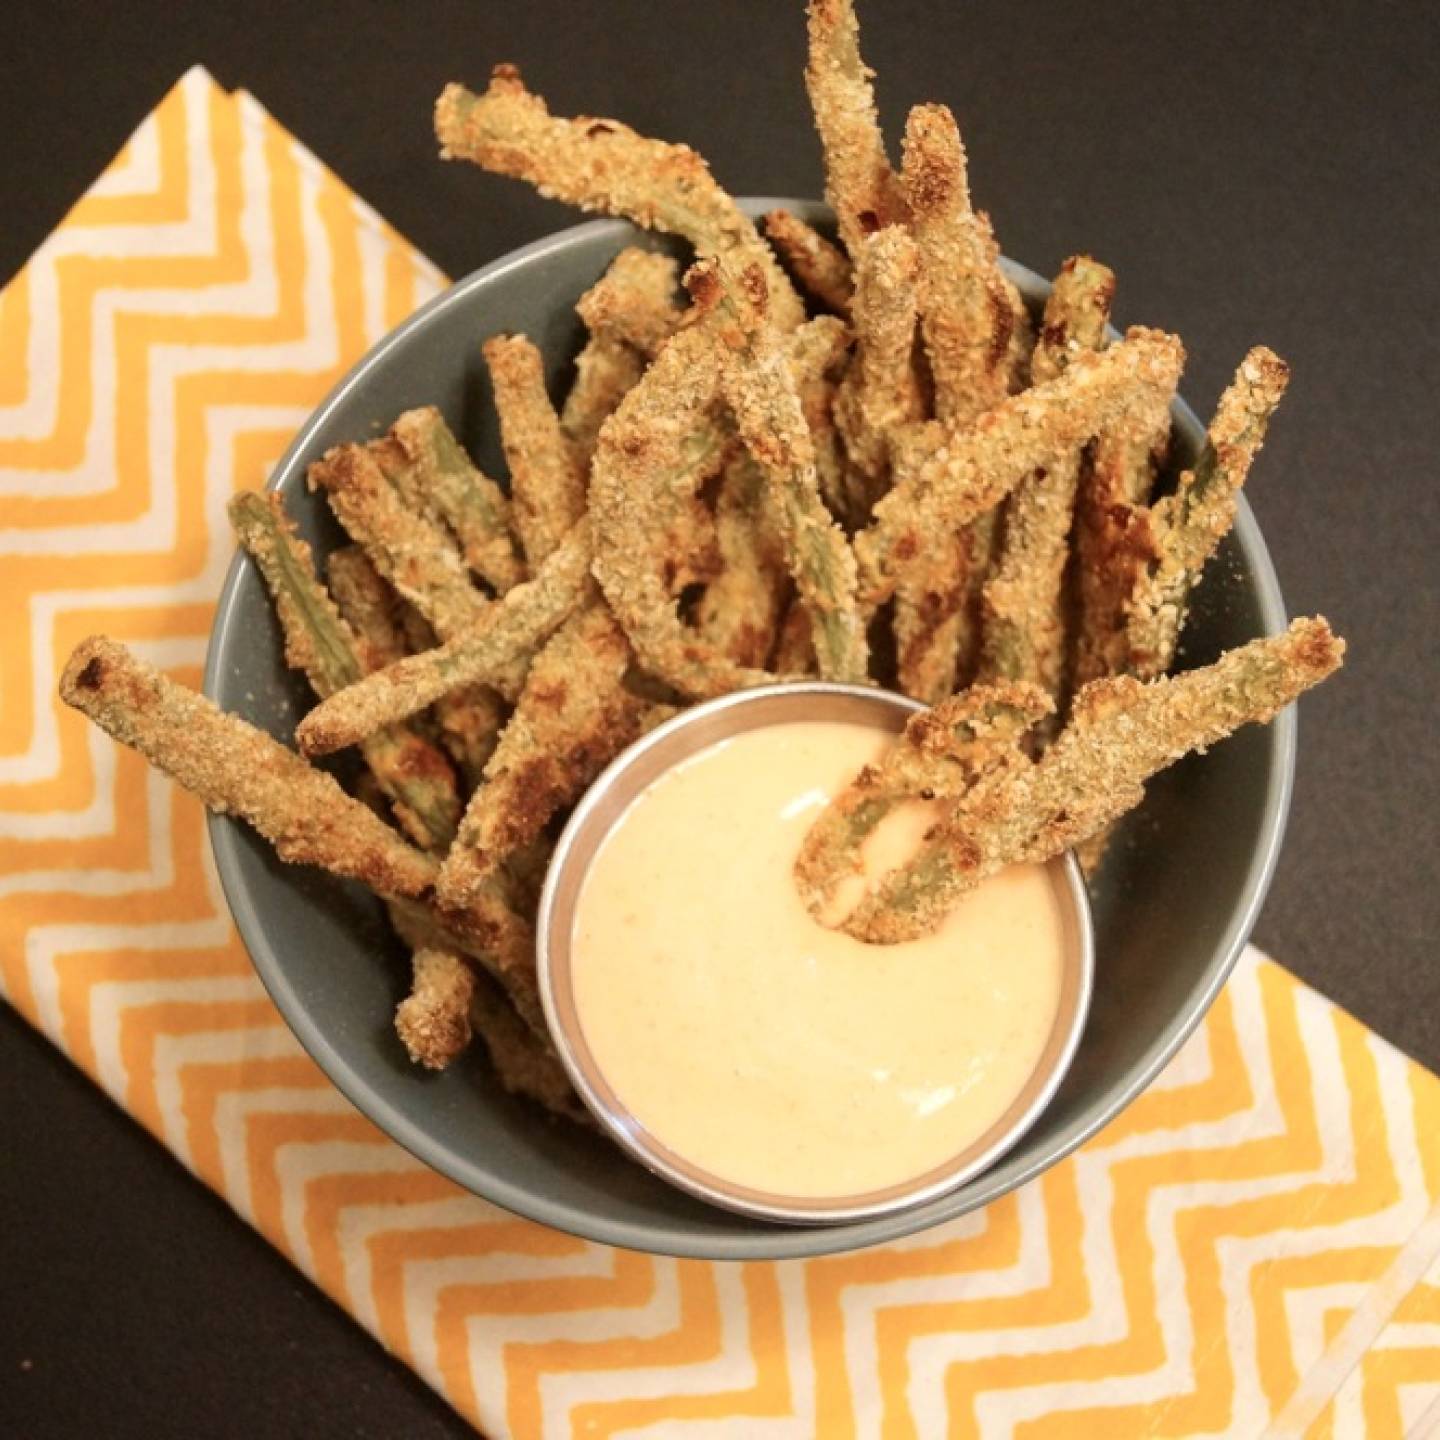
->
[204, 199, 1293, 1261]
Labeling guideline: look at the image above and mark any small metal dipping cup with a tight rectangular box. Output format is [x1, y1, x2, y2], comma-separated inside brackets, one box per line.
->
[536, 683, 1095, 1227]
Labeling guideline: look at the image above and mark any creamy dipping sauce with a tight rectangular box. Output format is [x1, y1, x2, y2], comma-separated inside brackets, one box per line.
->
[570, 720, 1067, 1200]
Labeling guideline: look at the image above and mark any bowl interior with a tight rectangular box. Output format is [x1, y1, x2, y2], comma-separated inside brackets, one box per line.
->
[204, 199, 1292, 1260]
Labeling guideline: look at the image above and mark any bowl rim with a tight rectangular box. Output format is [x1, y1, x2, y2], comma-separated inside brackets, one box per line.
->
[204, 198, 1295, 1261]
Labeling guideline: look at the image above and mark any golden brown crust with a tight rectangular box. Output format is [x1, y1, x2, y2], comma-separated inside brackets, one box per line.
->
[856, 328, 1187, 608]
[436, 68, 802, 330]
[803, 0, 908, 255]
[483, 333, 588, 570]
[574, 247, 683, 356]
[389, 408, 525, 595]
[468, 973, 592, 1123]
[833, 226, 923, 482]
[296, 523, 594, 756]
[715, 272, 867, 683]
[763, 209, 853, 314]
[60, 637, 438, 900]
[978, 256, 1117, 705]
[695, 454, 793, 667]
[437, 604, 646, 909]
[395, 948, 475, 1071]
[840, 619, 1343, 941]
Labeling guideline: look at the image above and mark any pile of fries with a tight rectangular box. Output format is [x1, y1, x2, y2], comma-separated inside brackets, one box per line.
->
[60, 1, 1343, 1121]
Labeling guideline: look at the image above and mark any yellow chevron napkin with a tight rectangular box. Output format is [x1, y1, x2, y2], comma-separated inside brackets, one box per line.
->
[4, 68, 1438, 1439]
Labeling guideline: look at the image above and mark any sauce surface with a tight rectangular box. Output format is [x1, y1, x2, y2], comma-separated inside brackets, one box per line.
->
[570, 720, 1067, 1200]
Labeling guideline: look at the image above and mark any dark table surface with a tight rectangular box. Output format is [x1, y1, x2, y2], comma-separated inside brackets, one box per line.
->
[3, 1, 1436, 1434]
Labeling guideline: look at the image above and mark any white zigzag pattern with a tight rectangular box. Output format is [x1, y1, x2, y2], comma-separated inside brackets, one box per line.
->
[150, 1024, 298, 1165]
[86, 97, 162, 199]
[902, 962, 1278, 1432]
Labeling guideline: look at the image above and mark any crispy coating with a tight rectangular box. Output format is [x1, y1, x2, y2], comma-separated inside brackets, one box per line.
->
[978, 256, 1116, 703]
[561, 338, 645, 465]
[590, 275, 846, 697]
[764, 209, 853, 313]
[296, 521, 595, 756]
[388, 894, 545, 1041]
[855, 327, 1187, 608]
[695, 454, 793, 667]
[394, 947, 475, 1071]
[437, 604, 647, 908]
[309, 443, 487, 640]
[307, 442, 514, 775]
[561, 249, 683, 462]
[803, 0, 908, 256]
[574, 246, 683, 356]
[60, 637, 438, 900]
[771, 596, 817, 674]
[330, 546, 512, 797]
[1070, 379, 1181, 697]
[436, 66, 803, 329]
[390, 407, 525, 594]
[1029, 255, 1116, 388]
[794, 682, 1050, 917]
[483, 333, 587, 569]
[325, 545, 409, 671]
[469, 972, 591, 1122]
[714, 267, 868, 683]
[901, 104, 1013, 425]
[229, 492, 461, 851]
[834, 226, 923, 482]
[587, 298, 751, 698]
[890, 105, 1019, 702]
[1125, 347, 1291, 674]
[834, 618, 1344, 942]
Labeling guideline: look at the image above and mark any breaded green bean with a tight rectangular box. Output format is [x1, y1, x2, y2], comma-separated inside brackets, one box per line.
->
[829, 618, 1344, 942]
[389, 893, 545, 1042]
[574, 246, 682, 357]
[695, 454, 792, 667]
[394, 948, 475, 1071]
[588, 298, 750, 698]
[327, 544, 504, 798]
[901, 104, 1014, 424]
[228, 492, 461, 852]
[436, 66, 803, 330]
[890, 105, 1021, 702]
[1124, 347, 1291, 675]
[794, 682, 1050, 918]
[560, 249, 683, 462]
[308, 442, 488, 641]
[978, 256, 1116, 699]
[437, 604, 646, 909]
[60, 637, 438, 900]
[803, 0, 908, 256]
[561, 339, 644, 466]
[390, 407, 525, 594]
[834, 225, 923, 482]
[308, 442, 513, 773]
[469, 971, 590, 1122]
[324, 545, 409, 671]
[297, 520, 594, 756]
[590, 277, 847, 697]
[1071, 385, 1180, 695]
[483, 333, 587, 568]
[855, 327, 1186, 608]
[764, 208, 853, 314]
[713, 265, 868, 683]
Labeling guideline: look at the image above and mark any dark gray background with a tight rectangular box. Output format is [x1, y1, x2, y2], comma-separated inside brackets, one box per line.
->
[2, 1, 1435, 1435]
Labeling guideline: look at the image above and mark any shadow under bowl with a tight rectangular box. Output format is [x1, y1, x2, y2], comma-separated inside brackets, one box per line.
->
[203, 198, 1293, 1260]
